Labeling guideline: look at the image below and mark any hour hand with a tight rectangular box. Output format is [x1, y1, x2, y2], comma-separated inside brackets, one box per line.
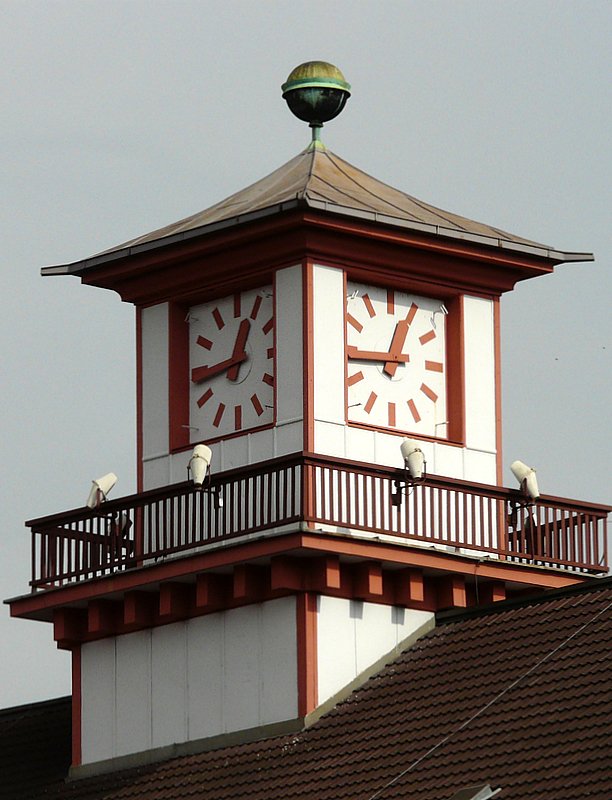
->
[347, 345, 409, 363]
[191, 352, 248, 384]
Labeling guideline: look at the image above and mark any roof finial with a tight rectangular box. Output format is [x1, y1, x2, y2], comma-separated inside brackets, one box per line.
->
[282, 61, 351, 150]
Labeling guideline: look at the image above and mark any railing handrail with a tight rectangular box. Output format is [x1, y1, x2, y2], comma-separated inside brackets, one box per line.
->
[26, 451, 611, 530]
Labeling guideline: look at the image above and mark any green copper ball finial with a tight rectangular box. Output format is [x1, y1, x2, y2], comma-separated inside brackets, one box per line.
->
[282, 61, 351, 148]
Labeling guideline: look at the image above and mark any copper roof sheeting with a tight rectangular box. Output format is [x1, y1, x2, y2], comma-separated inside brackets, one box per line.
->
[6, 577, 612, 799]
[42, 148, 592, 276]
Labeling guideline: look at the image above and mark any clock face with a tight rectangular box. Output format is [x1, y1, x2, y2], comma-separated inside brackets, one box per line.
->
[189, 286, 274, 440]
[346, 281, 447, 438]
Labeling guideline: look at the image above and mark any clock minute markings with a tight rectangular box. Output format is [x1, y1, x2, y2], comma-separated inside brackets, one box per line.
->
[212, 308, 225, 330]
[425, 361, 444, 373]
[213, 403, 225, 427]
[419, 329, 436, 345]
[347, 313, 363, 333]
[197, 388, 213, 408]
[420, 383, 438, 403]
[407, 399, 421, 423]
[251, 394, 264, 416]
[388, 402, 396, 427]
[250, 295, 263, 320]
[362, 294, 376, 318]
[196, 335, 213, 350]
[364, 391, 377, 414]
[235, 405, 242, 431]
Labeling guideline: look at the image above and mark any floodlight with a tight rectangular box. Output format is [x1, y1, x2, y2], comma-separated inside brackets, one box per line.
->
[86, 472, 117, 509]
[400, 438, 426, 481]
[188, 444, 213, 488]
[510, 460, 540, 501]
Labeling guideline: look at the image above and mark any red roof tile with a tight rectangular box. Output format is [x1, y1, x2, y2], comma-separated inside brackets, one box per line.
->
[5, 578, 612, 800]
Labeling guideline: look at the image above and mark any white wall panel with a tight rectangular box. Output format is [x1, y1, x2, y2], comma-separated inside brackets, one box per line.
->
[314, 420, 346, 459]
[344, 425, 377, 465]
[463, 448, 497, 484]
[317, 596, 433, 705]
[317, 596, 356, 703]
[276, 265, 304, 427]
[313, 266, 345, 425]
[223, 605, 261, 732]
[81, 639, 115, 765]
[186, 614, 224, 740]
[143, 457, 171, 491]
[463, 296, 496, 454]
[141, 304, 169, 462]
[115, 631, 151, 757]
[151, 624, 187, 748]
[260, 597, 297, 724]
[433, 442, 464, 480]
[274, 420, 303, 457]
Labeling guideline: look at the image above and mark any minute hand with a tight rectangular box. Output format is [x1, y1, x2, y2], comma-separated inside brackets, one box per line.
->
[347, 346, 409, 363]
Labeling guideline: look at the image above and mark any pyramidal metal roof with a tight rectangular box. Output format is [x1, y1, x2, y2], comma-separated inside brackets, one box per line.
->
[43, 147, 592, 276]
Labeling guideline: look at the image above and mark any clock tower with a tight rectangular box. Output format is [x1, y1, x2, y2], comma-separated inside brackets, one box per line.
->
[8, 63, 609, 775]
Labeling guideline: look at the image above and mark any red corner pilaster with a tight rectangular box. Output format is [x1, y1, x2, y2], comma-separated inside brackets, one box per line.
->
[71, 646, 82, 767]
[296, 591, 318, 717]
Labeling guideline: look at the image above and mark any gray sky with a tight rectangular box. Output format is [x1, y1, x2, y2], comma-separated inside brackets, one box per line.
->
[1, 0, 610, 708]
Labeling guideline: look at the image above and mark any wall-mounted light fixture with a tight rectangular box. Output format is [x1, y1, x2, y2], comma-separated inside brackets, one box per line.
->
[510, 459, 540, 504]
[187, 444, 223, 508]
[391, 438, 427, 506]
[86, 472, 117, 509]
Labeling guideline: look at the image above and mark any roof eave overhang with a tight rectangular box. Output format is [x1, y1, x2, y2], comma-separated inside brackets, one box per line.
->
[40, 202, 594, 306]
[41, 198, 594, 280]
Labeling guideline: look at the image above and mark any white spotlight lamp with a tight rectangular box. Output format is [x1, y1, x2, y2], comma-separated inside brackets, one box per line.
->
[86, 472, 117, 509]
[392, 438, 426, 506]
[188, 444, 213, 489]
[510, 460, 540, 502]
[400, 438, 426, 481]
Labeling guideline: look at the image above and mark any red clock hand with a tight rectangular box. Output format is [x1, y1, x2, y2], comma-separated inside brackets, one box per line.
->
[383, 319, 410, 377]
[347, 345, 410, 363]
[191, 352, 248, 384]
[226, 319, 251, 381]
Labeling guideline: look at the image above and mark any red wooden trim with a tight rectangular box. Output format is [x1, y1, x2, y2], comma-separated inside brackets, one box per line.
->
[233, 564, 266, 601]
[493, 297, 503, 486]
[303, 260, 315, 452]
[353, 561, 384, 599]
[307, 555, 341, 592]
[71, 646, 82, 767]
[447, 294, 465, 444]
[159, 582, 193, 621]
[436, 574, 467, 609]
[195, 573, 229, 609]
[88, 600, 119, 636]
[123, 590, 156, 628]
[271, 556, 303, 591]
[479, 580, 506, 604]
[80, 209, 557, 306]
[394, 568, 425, 604]
[136, 307, 144, 493]
[296, 592, 318, 717]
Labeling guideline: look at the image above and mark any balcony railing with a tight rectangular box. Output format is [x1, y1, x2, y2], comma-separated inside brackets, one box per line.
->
[27, 453, 609, 590]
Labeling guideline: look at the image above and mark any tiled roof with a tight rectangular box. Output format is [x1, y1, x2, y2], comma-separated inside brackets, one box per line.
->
[42, 148, 592, 277]
[0, 696, 71, 800]
[7, 578, 612, 799]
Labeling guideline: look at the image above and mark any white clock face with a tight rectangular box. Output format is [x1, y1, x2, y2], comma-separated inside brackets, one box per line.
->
[346, 281, 447, 438]
[189, 286, 274, 440]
